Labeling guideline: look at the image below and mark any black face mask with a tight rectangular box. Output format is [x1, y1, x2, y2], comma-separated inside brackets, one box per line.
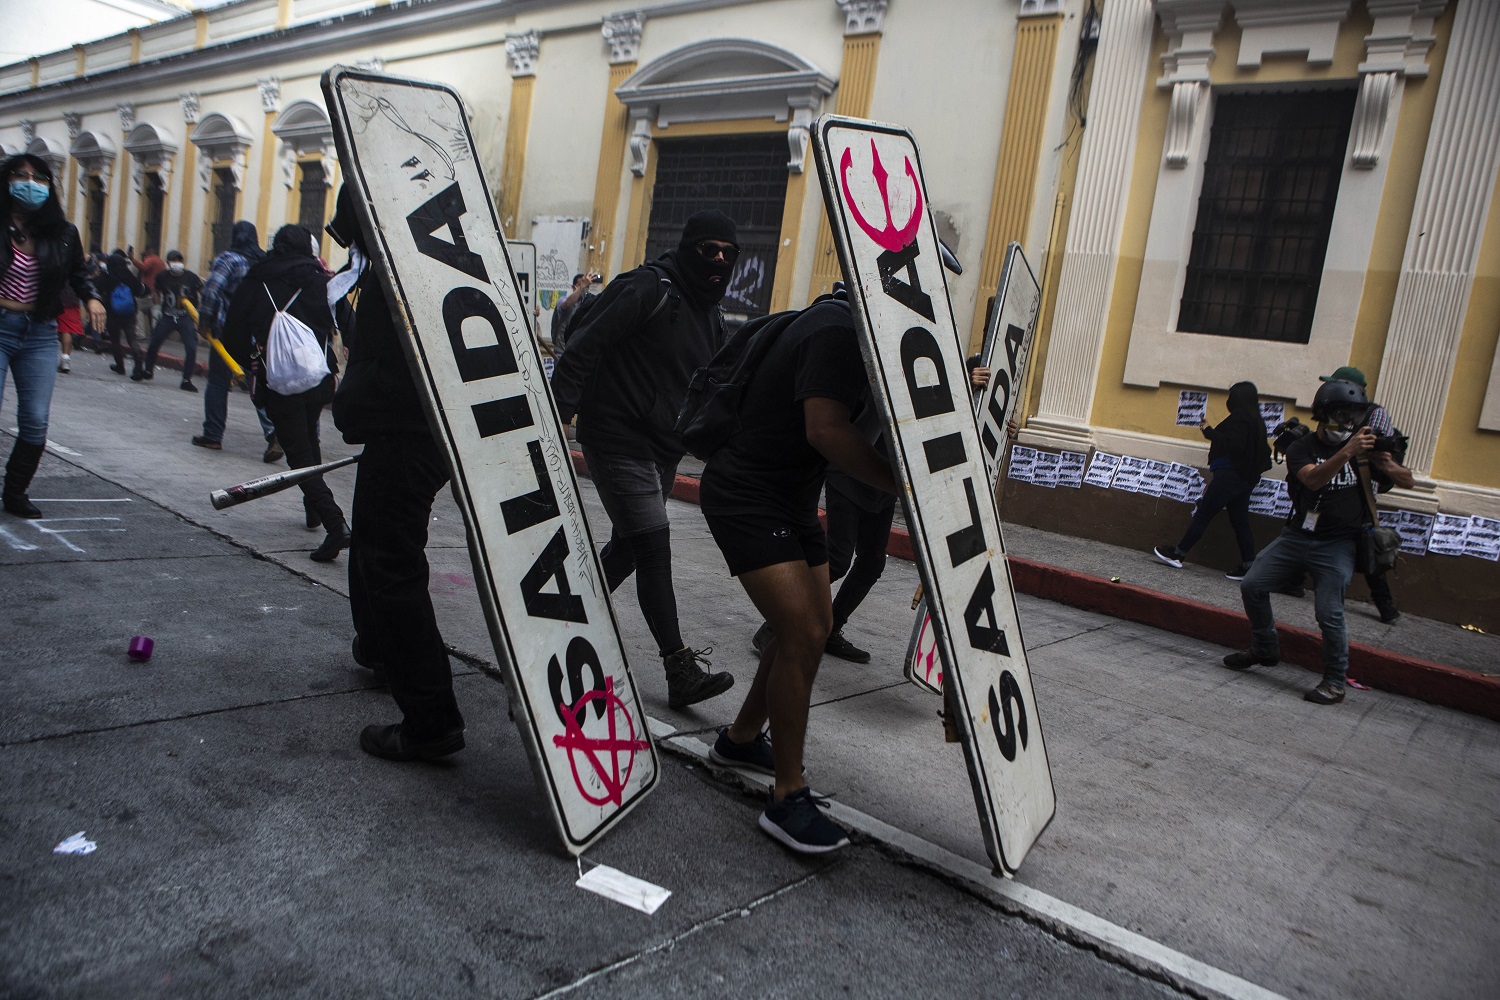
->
[674, 241, 736, 305]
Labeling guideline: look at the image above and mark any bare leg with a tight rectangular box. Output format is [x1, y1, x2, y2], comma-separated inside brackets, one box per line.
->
[725, 559, 832, 800]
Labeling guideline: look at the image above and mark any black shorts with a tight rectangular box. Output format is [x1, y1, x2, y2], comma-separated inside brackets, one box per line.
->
[703, 507, 828, 577]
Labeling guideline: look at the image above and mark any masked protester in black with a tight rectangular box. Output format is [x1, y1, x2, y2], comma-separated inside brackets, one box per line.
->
[325, 185, 465, 761]
[1153, 381, 1273, 579]
[550, 210, 740, 711]
[221, 224, 349, 562]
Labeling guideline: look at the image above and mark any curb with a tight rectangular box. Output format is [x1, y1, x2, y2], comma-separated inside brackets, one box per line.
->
[568, 449, 1500, 723]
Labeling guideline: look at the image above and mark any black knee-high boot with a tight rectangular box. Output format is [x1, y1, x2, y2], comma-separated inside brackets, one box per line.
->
[3, 439, 46, 518]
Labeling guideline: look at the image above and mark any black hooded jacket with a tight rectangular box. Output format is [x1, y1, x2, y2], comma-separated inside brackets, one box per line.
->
[1202, 381, 1273, 483]
[550, 249, 725, 463]
[220, 227, 334, 380]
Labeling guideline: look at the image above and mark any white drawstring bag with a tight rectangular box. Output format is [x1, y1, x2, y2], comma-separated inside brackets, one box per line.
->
[263, 287, 330, 395]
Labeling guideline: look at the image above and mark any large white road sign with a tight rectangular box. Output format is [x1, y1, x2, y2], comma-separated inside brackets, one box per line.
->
[812, 115, 1054, 873]
[323, 68, 657, 855]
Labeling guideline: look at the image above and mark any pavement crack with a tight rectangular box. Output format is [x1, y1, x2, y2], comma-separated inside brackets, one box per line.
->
[528, 868, 826, 1000]
[810, 679, 909, 709]
[1026, 620, 1116, 652]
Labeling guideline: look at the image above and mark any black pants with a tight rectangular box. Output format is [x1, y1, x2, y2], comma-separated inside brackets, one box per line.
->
[826, 486, 896, 631]
[348, 434, 461, 739]
[260, 376, 343, 532]
[1176, 467, 1257, 562]
[105, 311, 138, 367]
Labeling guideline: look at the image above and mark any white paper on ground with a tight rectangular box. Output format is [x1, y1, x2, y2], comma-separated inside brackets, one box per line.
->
[576, 862, 671, 914]
[54, 832, 96, 855]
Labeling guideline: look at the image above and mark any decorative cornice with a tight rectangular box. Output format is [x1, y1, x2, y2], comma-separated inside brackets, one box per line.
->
[602, 12, 644, 64]
[786, 95, 819, 174]
[257, 76, 281, 114]
[63, 112, 81, 139]
[116, 103, 135, 133]
[627, 109, 651, 176]
[1361, 0, 1446, 78]
[837, 0, 887, 36]
[1233, 0, 1351, 69]
[1154, 0, 1221, 85]
[1019, 0, 1063, 16]
[180, 92, 199, 125]
[506, 30, 540, 77]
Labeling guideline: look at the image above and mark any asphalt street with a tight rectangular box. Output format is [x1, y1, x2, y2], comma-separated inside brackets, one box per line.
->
[3, 351, 1498, 1000]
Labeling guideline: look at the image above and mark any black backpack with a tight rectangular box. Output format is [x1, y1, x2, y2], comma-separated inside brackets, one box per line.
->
[562, 263, 675, 347]
[674, 308, 801, 460]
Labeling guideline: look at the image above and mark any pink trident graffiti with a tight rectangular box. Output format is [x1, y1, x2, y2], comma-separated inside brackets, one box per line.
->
[840, 138, 924, 252]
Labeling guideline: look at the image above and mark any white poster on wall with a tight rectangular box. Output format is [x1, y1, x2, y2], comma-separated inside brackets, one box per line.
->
[531, 215, 588, 347]
[324, 68, 656, 856]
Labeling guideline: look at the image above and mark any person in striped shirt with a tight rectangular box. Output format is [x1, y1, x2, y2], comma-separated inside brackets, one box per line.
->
[1, 154, 105, 518]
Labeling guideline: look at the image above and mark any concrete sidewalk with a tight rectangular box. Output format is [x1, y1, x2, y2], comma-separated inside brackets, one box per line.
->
[7, 350, 1500, 1000]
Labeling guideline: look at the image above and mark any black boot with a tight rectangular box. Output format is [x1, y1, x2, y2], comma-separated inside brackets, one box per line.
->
[310, 518, 351, 562]
[3, 439, 46, 518]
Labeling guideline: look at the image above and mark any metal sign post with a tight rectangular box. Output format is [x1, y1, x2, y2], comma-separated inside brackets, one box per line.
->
[322, 67, 657, 855]
[811, 114, 1054, 873]
[907, 244, 1040, 694]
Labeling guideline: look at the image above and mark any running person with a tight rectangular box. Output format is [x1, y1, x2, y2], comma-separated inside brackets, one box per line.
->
[704, 288, 897, 853]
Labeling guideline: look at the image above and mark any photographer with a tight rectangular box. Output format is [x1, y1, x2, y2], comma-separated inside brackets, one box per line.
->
[1318, 366, 1405, 622]
[1222, 379, 1412, 705]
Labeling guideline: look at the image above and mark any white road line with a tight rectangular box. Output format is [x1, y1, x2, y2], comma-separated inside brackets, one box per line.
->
[660, 729, 1289, 1000]
[0, 524, 39, 551]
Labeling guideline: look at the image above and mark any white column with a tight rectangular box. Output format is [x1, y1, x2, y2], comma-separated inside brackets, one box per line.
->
[1030, 0, 1156, 449]
[1375, 0, 1500, 475]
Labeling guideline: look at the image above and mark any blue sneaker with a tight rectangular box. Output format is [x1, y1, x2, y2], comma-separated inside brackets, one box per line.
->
[759, 787, 849, 854]
[710, 727, 775, 776]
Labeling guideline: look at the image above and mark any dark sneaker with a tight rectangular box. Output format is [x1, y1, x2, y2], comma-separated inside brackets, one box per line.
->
[664, 646, 734, 709]
[824, 629, 871, 663]
[1223, 650, 1279, 670]
[751, 621, 774, 656]
[180, 380, 198, 393]
[1152, 544, 1184, 568]
[1303, 682, 1345, 705]
[142, 367, 154, 381]
[1225, 562, 1254, 581]
[109, 363, 126, 375]
[129, 367, 145, 382]
[710, 727, 775, 776]
[1377, 604, 1401, 624]
[310, 520, 351, 562]
[262, 437, 284, 464]
[759, 787, 849, 855]
[359, 723, 464, 761]
[191, 435, 222, 450]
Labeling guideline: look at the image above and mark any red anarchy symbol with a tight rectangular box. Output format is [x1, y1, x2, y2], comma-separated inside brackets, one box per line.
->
[551, 676, 651, 807]
[916, 613, 943, 687]
[840, 138, 924, 252]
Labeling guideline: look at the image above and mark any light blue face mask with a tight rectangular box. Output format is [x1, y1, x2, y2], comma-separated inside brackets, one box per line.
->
[9, 179, 50, 210]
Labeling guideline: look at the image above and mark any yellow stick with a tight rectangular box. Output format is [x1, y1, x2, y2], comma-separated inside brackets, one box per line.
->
[178, 298, 243, 379]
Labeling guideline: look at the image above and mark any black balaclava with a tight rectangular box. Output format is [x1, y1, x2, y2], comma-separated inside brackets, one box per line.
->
[1226, 381, 1260, 416]
[229, 220, 266, 262]
[674, 210, 738, 306]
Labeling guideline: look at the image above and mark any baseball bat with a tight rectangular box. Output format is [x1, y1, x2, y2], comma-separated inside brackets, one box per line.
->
[178, 298, 245, 378]
[210, 455, 359, 510]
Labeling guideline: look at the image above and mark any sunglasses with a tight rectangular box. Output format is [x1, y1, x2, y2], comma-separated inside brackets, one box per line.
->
[695, 241, 740, 265]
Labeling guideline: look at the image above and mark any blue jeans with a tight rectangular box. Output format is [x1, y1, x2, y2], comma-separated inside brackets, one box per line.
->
[0, 309, 61, 445]
[202, 349, 276, 444]
[1239, 528, 1355, 690]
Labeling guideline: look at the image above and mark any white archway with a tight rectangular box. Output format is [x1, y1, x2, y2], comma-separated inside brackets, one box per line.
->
[271, 99, 336, 189]
[189, 112, 253, 190]
[124, 121, 180, 193]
